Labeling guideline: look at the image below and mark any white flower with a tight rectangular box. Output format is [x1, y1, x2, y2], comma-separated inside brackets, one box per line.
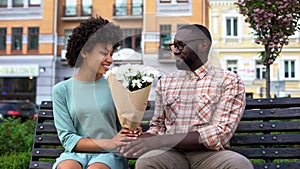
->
[131, 79, 142, 88]
[106, 64, 159, 91]
[142, 76, 154, 83]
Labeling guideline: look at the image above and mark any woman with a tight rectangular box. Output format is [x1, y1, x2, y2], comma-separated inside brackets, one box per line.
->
[52, 16, 137, 169]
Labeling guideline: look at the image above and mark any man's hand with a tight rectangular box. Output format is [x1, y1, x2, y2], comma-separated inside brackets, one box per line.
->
[119, 134, 158, 158]
[118, 131, 206, 158]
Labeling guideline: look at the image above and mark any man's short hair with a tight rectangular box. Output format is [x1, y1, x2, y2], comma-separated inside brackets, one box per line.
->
[179, 24, 212, 42]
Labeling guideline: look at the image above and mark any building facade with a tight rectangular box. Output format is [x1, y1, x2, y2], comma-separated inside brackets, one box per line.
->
[0, 0, 57, 104]
[209, 0, 300, 98]
[56, 0, 209, 81]
[0, 0, 208, 104]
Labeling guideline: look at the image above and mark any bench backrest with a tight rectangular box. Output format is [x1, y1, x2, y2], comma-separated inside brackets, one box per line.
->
[29, 98, 300, 169]
[232, 98, 300, 169]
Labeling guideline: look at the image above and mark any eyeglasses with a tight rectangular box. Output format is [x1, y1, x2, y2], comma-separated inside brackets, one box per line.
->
[168, 39, 204, 52]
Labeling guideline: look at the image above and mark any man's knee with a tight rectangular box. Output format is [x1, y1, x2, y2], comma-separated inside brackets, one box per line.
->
[135, 157, 152, 168]
[224, 151, 253, 169]
[135, 149, 189, 169]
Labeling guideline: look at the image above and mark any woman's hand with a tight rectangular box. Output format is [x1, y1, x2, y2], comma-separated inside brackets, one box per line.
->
[111, 128, 138, 149]
[133, 125, 143, 136]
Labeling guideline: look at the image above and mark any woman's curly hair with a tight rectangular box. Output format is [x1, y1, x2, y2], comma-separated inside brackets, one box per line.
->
[66, 16, 123, 67]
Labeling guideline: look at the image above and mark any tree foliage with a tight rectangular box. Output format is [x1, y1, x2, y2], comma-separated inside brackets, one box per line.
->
[235, 0, 300, 97]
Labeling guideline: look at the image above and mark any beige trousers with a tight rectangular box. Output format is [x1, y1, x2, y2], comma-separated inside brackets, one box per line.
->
[135, 149, 253, 169]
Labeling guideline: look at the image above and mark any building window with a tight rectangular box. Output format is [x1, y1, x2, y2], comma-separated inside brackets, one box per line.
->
[159, 24, 172, 59]
[255, 60, 266, 79]
[160, 24, 171, 49]
[122, 28, 142, 51]
[132, 0, 142, 15]
[28, 27, 39, 50]
[114, 0, 127, 16]
[12, 27, 22, 51]
[284, 60, 295, 78]
[0, 0, 8, 7]
[82, 0, 92, 16]
[13, 0, 24, 7]
[65, 0, 77, 16]
[226, 17, 238, 37]
[226, 60, 238, 74]
[0, 28, 6, 51]
[29, 0, 41, 6]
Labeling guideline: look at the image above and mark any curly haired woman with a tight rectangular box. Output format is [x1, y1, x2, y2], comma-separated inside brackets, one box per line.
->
[52, 16, 137, 169]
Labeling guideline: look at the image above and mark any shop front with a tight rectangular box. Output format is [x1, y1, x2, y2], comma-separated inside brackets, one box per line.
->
[0, 56, 56, 105]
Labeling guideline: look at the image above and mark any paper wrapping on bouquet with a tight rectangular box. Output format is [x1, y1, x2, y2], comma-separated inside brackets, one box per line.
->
[108, 74, 152, 131]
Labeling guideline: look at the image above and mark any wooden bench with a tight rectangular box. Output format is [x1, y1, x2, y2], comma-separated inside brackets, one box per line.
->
[30, 98, 300, 169]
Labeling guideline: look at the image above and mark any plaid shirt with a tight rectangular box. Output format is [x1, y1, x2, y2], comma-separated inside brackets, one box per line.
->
[147, 62, 246, 150]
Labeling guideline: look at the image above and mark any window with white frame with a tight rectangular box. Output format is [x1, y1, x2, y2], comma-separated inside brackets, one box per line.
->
[255, 60, 266, 79]
[226, 17, 238, 37]
[82, 0, 92, 16]
[13, 0, 23, 7]
[0, 0, 8, 7]
[132, 0, 142, 15]
[160, 24, 171, 50]
[226, 60, 238, 74]
[284, 60, 295, 78]
[65, 0, 77, 16]
[30, 0, 40, 6]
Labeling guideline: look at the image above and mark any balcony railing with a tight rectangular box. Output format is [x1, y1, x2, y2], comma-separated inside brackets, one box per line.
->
[113, 3, 143, 16]
[63, 5, 92, 17]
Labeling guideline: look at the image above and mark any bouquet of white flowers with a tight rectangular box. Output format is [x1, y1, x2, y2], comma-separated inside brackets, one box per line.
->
[106, 64, 159, 131]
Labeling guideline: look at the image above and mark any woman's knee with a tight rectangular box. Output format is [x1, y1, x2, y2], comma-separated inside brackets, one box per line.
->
[87, 162, 110, 169]
[56, 160, 82, 169]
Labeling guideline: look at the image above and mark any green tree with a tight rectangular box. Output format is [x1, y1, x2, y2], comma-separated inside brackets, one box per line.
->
[235, 0, 300, 98]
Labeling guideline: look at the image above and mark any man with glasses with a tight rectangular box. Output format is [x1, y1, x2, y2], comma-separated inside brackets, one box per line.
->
[120, 24, 253, 169]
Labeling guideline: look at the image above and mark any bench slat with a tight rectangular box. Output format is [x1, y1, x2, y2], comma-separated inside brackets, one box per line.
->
[37, 110, 54, 119]
[243, 108, 300, 120]
[236, 121, 300, 132]
[246, 98, 300, 109]
[31, 148, 64, 158]
[34, 135, 61, 145]
[231, 148, 300, 158]
[29, 161, 54, 169]
[36, 124, 57, 133]
[230, 134, 300, 145]
[40, 101, 53, 110]
[252, 162, 300, 169]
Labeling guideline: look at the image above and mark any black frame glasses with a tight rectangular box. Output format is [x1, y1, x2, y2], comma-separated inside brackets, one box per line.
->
[168, 38, 204, 52]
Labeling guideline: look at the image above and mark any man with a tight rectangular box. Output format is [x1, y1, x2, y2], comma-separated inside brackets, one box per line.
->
[120, 24, 253, 169]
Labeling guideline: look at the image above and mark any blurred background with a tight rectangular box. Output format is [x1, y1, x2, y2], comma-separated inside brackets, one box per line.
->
[0, 0, 299, 108]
